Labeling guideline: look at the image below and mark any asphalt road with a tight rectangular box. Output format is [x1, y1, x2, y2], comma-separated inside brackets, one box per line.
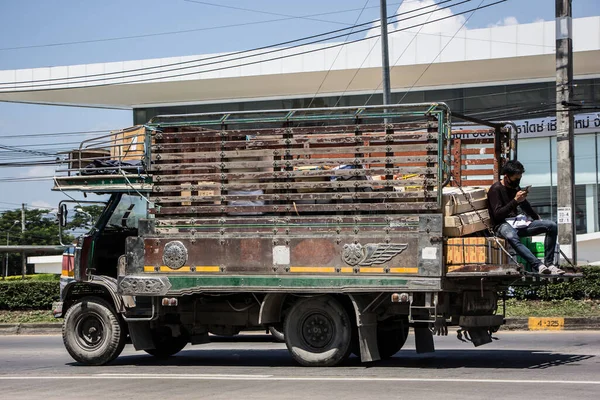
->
[1, 331, 599, 400]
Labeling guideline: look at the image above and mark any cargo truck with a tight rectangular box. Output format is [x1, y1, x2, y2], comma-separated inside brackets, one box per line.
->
[51, 104, 574, 366]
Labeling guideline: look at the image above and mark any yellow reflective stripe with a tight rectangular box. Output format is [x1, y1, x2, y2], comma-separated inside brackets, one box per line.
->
[389, 267, 419, 274]
[359, 267, 384, 273]
[340, 267, 354, 273]
[160, 266, 191, 272]
[144, 266, 199, 272]
[289, 267, 336, 273]
[195, 266, 220, 272]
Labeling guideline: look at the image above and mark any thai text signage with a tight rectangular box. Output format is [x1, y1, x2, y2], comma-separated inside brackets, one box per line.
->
[454, 113, 600, 139]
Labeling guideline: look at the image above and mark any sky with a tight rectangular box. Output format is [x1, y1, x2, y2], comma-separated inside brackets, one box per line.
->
[0, 0, 599, 211]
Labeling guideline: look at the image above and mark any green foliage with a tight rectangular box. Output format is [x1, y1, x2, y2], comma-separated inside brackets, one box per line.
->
[511, 266, 600, 300]
[0, 280, 59, 310]
[66, 205, 104, 231]
[0, 206, 101, 276]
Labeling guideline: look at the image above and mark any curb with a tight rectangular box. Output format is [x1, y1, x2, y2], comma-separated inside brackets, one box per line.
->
[0, 323, 62, 335]
[502, 317, 600, 331]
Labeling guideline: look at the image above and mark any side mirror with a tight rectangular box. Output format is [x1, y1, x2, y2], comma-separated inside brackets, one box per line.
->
[58, 204, 68, 228]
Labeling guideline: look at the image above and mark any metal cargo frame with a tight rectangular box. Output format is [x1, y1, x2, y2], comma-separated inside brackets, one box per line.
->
[120, 104, 451, 294]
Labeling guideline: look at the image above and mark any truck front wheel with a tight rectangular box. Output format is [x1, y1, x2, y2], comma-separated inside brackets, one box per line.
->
[284, 296, 351, 367]
[62, 296, 126, 366]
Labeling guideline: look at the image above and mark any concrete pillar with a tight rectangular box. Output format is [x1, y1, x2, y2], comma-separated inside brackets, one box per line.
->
[585, 184, 599, 233]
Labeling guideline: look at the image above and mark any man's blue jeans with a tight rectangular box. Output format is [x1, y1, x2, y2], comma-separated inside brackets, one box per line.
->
[496, 220, 558, 268]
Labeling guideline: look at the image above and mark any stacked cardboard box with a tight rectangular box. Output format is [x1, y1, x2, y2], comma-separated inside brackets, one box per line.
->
[445, 237, 507, 269]
[442, 187, 488, 215]
[444, 209, 491, 236]
[442, 187, 490, 237]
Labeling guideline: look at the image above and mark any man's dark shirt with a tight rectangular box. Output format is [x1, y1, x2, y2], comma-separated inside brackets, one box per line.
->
[487, 181, 540, 229]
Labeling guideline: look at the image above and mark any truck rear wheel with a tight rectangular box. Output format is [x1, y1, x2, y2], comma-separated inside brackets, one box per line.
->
[62, 296, 126, 366]
[144, 326, 188, 359]
[377, 317, 409, 359]
[284, 296, 351, 367]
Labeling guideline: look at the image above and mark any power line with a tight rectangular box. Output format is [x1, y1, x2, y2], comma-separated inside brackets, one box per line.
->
[0, 2, 405, 52]
[398, 0, 488, 104]
[0, 3, 413, 86]
[364, 0, 442, 106]
[184, 0, 354, 26]
[0, 145, 58, 157]
[0, 129, 110, 139]
[307, 0, 372, 108]
[1, 1, 498, 93]
[0, 201, 22, 206]
[0, 0, 464, 89]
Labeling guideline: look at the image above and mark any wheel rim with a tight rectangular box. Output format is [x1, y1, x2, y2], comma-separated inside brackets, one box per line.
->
[300, 311, 335, 350]
[75, 313, 106, 351]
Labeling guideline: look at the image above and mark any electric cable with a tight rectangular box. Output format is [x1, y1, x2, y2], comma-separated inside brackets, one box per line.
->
[0, 0, 469, 90]
[0, 2, 405, 52]
[306, 0, 372, 108]
[397, 0, 488, 104]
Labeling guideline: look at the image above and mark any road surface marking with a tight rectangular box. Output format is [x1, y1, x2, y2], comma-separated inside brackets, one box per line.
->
[1, 375, 600, 385]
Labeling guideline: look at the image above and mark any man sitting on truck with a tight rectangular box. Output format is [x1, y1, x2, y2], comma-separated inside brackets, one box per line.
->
[487, 160, 565, 275]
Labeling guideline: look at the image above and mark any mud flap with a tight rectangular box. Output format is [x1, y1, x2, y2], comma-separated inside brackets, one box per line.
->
[357, 312, 380, 362]
[466, 328, 493, 347]
[128, 321, 154, 350]
[414, 322, 435, 353]
[349, 294, 381, 362]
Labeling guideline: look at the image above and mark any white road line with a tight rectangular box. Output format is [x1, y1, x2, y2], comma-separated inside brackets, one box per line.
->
[1, 375, 600, 385]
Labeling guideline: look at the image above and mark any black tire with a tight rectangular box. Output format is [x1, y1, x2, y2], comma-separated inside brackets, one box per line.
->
[144, 326, 188, 359]
[284, 296, 352, 367]
[62, 296, 126, 366]
[377, 317, 409, 359]
[268, 324, 285, 342]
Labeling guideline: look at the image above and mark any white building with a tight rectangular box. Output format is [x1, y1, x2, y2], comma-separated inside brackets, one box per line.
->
[27, 255, 62, 275]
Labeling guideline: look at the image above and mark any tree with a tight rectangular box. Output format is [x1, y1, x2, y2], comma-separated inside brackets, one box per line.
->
[1, 205, 103, 276]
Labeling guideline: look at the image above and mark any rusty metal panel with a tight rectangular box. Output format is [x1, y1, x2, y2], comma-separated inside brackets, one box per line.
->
[138, 213, 442, 280]
[449, 128, 511, 188]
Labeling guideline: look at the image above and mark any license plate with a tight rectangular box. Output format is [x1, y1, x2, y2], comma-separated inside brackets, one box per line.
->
[528, 317, 564, 330]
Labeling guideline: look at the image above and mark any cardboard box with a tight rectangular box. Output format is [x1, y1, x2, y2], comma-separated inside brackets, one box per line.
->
[110, 126, 147, 161]
[442, 186, 488, 216]
[444, 209, 491, 237]
[181, 181, 220, 206]
[445, 237, 507, 268]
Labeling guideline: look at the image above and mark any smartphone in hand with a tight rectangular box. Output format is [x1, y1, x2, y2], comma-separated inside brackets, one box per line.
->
[523, 185, 532, 192]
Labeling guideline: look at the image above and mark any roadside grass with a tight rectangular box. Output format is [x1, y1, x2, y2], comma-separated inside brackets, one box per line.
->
[0, 310, 56, 324]
[3, 274, 59, 281]
[504, 299, 600, 318]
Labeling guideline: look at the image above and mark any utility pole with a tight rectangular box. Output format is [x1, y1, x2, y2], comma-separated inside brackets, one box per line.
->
[21, 203, 26, 233]
[555, 0, 577, 264]
[21, 203, 26, 278]
[380, 0, 392, 109]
